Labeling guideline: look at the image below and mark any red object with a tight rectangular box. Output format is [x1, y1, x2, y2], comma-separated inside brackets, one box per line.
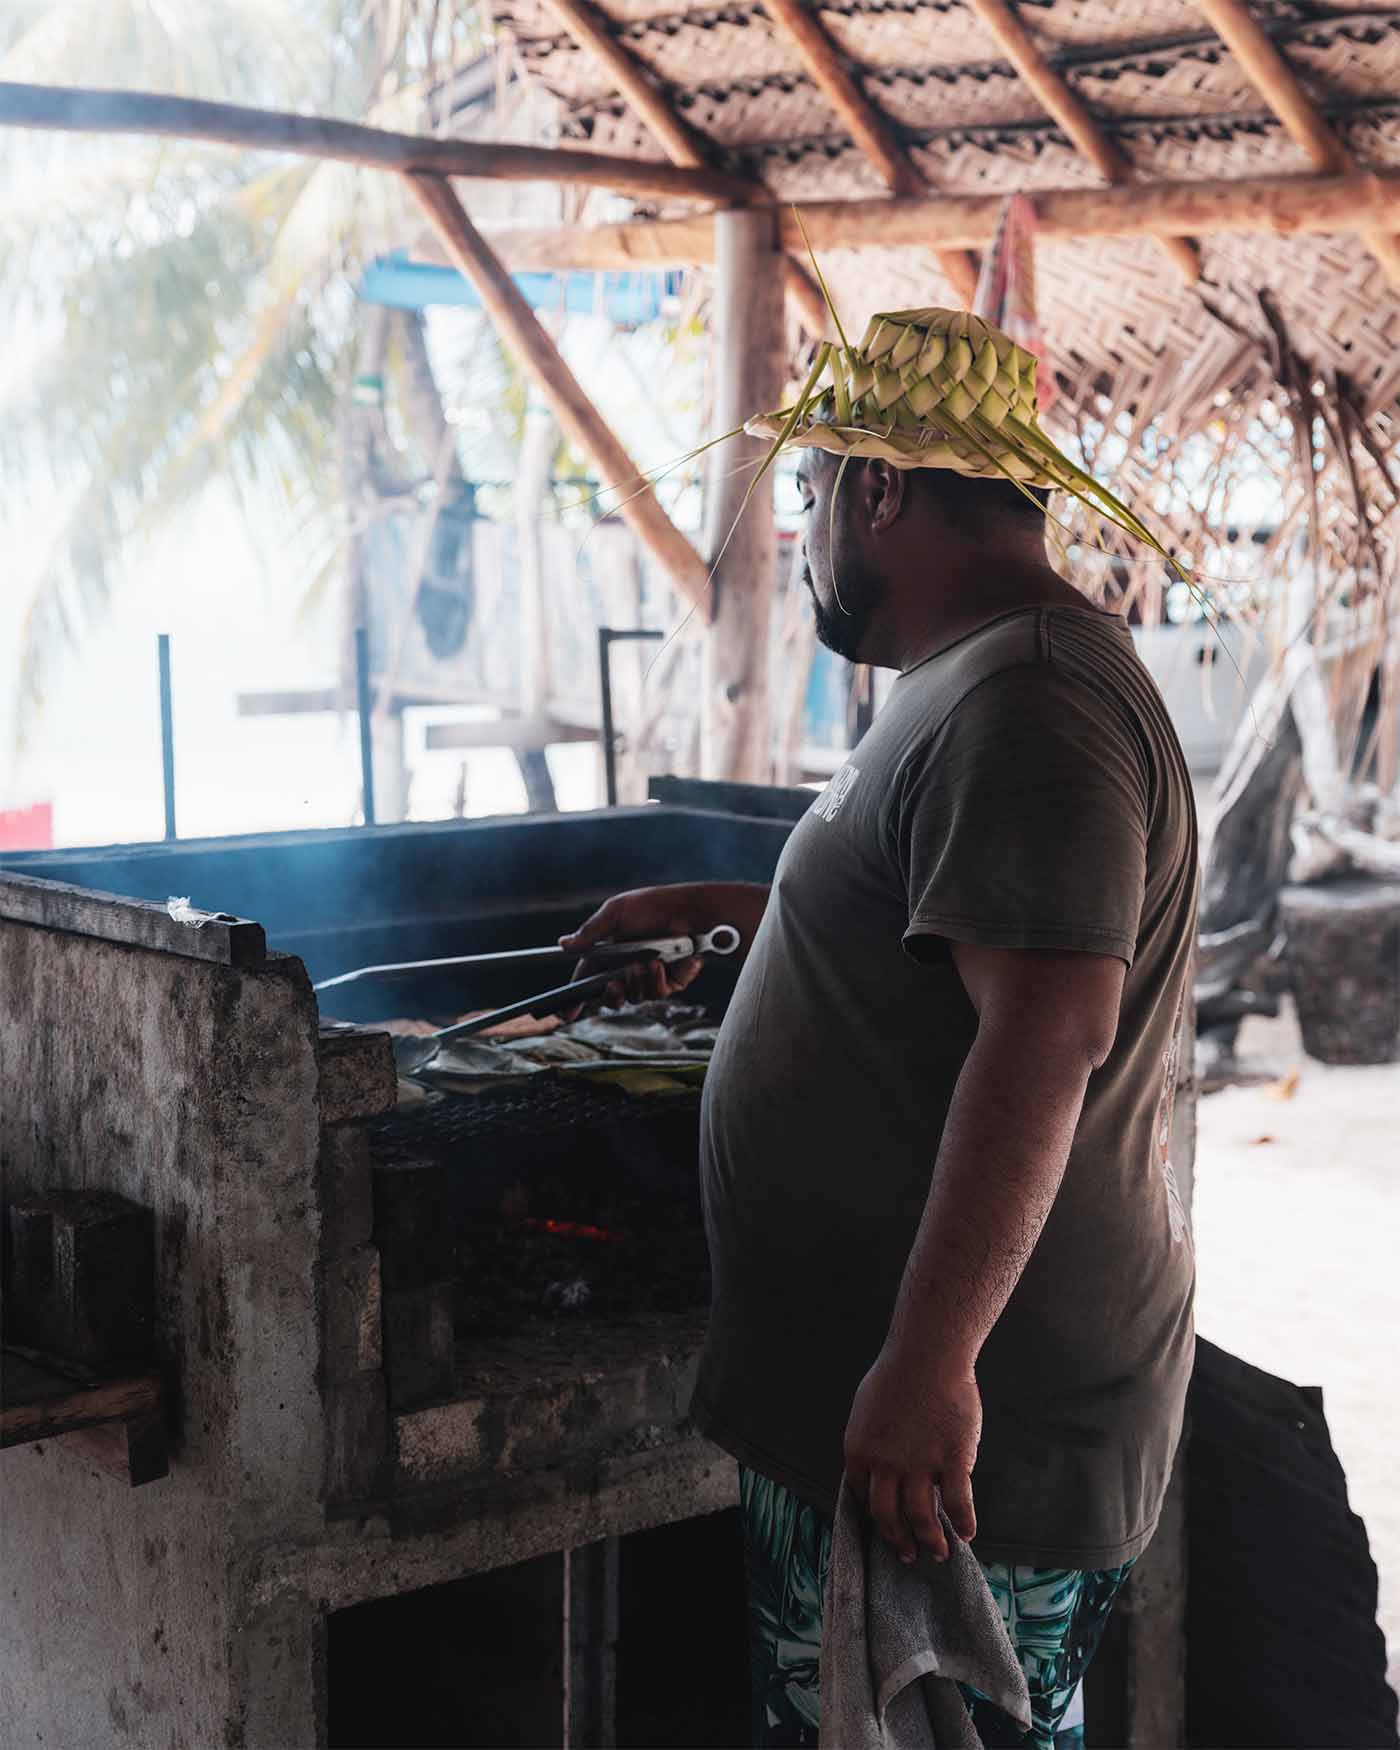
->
[971, 194, 1056, 413]
[0, 802, 53, 850]
[520, 1217, 627, 1244]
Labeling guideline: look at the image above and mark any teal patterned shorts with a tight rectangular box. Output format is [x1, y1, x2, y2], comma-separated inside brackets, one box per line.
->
[740, 1467, 1136, 1750]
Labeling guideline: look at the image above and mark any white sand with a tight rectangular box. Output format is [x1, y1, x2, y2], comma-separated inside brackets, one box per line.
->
[1193, 1002, 1400, 1698]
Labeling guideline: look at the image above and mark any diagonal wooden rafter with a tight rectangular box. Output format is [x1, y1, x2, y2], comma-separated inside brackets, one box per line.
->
[1193, 0, 1400, 288]
[757, 0, 979, 305]
[406, 171, 713, 614]
[536, 0, 839, 334]
[963, 0, 1202, 284]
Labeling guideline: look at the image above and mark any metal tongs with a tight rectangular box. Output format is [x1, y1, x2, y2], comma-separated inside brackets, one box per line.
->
[314, 927, 741, 1076]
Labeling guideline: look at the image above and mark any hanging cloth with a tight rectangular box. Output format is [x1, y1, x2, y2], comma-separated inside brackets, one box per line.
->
[971, 194, 1056, 414]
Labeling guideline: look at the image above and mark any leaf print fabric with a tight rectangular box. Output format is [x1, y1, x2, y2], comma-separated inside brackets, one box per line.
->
[741, 1467, 1135, 1750]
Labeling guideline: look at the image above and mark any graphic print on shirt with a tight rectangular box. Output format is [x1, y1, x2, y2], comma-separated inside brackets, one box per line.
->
[1154, 994, 1191, 1246]
[812, 764, 861, 823]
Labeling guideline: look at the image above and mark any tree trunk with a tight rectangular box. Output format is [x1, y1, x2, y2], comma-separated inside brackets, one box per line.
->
[701, 210, 786, 781]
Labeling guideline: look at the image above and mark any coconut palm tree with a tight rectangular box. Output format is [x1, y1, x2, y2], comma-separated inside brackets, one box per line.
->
[0, 0, 490, 737]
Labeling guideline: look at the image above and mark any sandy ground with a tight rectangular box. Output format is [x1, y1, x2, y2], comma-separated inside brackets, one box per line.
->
[1193, 1001, 1400, 1698]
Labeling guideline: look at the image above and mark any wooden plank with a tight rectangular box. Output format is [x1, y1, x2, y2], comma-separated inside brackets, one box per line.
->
[482, 170, 1400, 269]
[0, 1350, 162, 1449]
[0, 870, 266, 969]
[66, 1412, 170, 1486]
[421, 715, 597, 751]
[964, 0, 1199, 282]
[0, 80, 752, 205]
[1194, 0, 1400, 288]
[758, 0, 978, 301]
[406, 172, 713, 615]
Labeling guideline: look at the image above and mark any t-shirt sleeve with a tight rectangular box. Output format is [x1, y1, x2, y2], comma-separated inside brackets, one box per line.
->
[895, 663, 1149, 967]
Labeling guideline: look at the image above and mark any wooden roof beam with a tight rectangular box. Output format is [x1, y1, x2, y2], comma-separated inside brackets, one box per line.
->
[1193, 0, 1400, 287]
[481, 169, 1400, 269]
[759, 0, 979, 304]
[0, 80, 753, 205]
[538, 0, 708, 169]
[406, 172, 712, 614]
[532, 0, 829, 335]
[963, 0, 1202, 284]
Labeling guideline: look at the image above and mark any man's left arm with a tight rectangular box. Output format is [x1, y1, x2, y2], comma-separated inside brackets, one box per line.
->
[842, 941, 1126, 1565]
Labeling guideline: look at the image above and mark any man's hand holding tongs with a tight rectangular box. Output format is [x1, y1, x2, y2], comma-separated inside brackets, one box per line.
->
[560, 881, 768, 1012]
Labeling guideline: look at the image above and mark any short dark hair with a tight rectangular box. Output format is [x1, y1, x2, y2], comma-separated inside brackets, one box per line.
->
[804, 445, 1050, 526]
[909, 463, 1051, 526]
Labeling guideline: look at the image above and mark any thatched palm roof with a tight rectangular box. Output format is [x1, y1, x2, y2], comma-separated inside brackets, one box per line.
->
[488, 0, 1400, 421]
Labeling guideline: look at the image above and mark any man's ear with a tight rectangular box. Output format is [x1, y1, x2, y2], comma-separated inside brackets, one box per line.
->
[866, 460, 907, 534]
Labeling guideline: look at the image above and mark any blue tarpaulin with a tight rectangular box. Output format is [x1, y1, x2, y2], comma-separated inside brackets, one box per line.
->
[357, 250, 683, 326]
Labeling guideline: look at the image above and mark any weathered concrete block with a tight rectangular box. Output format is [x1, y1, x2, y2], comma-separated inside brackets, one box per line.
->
[324, 1373, 389, 1504]
[4, 1190, 155, 1367]
[317, 1025, 397, 1124]
[372, 1156, 455, 1290]
[382, 1281, 456, 1410]
[320, 1247, 383, 1382]
[319, 1123, 373, 1259]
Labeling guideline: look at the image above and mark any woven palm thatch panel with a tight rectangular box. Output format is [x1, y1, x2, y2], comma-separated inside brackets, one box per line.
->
[493, 0, 1327, 100]
[713, 99, 1400, 190]
[808, 225, 1400, 428]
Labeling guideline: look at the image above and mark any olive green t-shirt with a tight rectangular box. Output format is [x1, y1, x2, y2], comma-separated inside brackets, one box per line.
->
[691, 604, 1199, 1568]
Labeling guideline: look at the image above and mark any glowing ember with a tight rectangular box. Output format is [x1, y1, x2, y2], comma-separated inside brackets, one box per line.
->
[520, 1217, 627, 1244]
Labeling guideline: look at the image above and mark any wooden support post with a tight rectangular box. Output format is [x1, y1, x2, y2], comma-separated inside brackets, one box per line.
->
[406, 172, 711, 613]
[964, 0, 1201, 283]
[702, 208, 786, 781]
[760, 0, 978, 303]
[1194, 0, 1400, 287]
[563, 1538, 621, 1747]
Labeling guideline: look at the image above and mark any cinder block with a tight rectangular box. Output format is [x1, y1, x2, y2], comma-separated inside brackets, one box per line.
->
[317, 1025, 396, 1125]
[319, 1247, 383, 1381]
[382, 1282, 456, 1410]
[4, 1190, 154, 1366]
[323, 1373, 389, 1504]
[318, 1124, 373, 1259]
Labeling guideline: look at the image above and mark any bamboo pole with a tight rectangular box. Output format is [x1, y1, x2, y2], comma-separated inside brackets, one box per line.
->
[0, 80, 753, 204]
[405, 172, 712, 613]
[1193, 0, 1400, 286]
[480, 169, 1400, 269]
[963, 0, 1201, 283]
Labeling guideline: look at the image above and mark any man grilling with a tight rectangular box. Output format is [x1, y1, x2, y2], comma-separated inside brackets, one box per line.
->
[563, 308, 1198, 1750]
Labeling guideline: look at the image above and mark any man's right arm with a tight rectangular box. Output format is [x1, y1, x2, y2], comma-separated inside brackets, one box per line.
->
[560, 881, 770, 1004]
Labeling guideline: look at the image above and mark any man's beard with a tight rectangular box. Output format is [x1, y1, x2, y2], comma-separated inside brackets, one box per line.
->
[808, 566, 875, 661]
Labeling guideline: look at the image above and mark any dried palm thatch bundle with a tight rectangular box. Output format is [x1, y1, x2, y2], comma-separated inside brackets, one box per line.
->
[744, 305, 1187, 579]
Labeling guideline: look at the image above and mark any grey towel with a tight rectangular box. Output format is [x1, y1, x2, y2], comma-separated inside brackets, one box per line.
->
[819, 1483, 1033, 1749]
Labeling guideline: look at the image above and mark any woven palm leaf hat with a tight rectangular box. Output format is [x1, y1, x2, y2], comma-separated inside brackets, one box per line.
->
[744, 306, 1184, 572]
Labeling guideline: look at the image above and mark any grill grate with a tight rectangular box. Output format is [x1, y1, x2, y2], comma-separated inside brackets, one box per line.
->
[367, 1077, 710, 1337]
[369, 1075, 689, 1149]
